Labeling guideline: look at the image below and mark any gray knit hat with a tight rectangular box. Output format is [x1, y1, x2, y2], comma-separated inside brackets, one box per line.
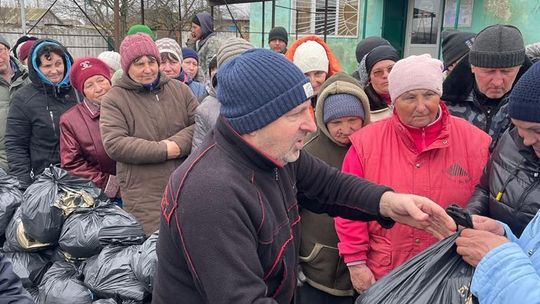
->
[0, 34, 10, 49]
[155, 37, 183, 62]
[469, 24, 525, 68]
[323, 93, 365, 123]
[216, 37, 254, 68]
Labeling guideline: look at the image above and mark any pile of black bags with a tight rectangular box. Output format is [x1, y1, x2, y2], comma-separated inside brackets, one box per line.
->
[0, 167, 159, 303]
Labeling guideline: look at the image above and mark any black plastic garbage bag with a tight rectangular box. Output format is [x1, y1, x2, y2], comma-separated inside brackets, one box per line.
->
[21, 166, 104, 244]
[356, 204, 477, 304]
[59, 202, 145, 258]
[25, 286, 40, 302]
[131, 232, 158, 292]
[92, 299, 118, 304]
[38, 261, 94, 304]
[3, 251, 51, 288]
[3, 208, 52, 252]
[0, 169, 23, 237]
[84, 245, 147, 301]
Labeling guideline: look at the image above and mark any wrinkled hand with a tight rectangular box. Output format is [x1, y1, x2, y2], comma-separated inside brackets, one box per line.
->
[348, 264, 376, 293]
[456, 229, 509, 267]
[162, 140, 181, 159]
[472, 215, 505, 236]
[379, 192, 456, 239]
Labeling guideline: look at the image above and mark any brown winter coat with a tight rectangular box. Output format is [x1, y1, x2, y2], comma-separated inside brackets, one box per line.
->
[300, 72, 371, 296]
[100, 71, 198, 234]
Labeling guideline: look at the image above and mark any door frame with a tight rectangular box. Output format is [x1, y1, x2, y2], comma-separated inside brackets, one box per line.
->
[403, 0, 445, 58]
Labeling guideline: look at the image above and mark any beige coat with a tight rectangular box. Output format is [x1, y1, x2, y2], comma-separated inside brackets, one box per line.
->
[100, 71, 198, 233]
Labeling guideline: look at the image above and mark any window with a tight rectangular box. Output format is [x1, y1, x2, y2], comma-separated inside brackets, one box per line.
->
[292, 0, 360, 37]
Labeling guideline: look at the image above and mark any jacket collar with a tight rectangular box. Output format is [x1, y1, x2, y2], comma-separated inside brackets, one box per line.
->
[392, 103, 450, 153]
[117, 70, 169, 92]
[81, 98, 100, 119]
[215, 116, 283, 172]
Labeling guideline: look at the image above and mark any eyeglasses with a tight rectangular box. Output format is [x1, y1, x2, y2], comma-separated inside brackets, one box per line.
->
[0, 47, 9, 55]
[372, 65, 394, 78]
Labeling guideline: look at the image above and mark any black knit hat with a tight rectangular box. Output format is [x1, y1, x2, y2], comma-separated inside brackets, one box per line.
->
[469, 24, 525, 68]
[365, 45, 400, 75]
[441, 30, 475, 69]
[268, 27, 288, 44]
[509, 61, 540, 123]
[355, 36, 390, 64]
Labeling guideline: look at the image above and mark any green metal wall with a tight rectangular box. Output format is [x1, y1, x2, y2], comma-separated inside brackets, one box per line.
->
[249, 0, 385, 74]
[250, 0, 540, 73]
[448, 0, 540, 45]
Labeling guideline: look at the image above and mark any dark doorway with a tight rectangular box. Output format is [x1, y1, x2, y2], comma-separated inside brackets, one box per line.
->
[381, 0, 408, 57]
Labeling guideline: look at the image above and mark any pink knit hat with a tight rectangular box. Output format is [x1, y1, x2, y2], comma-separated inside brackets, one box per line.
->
[388, 54, 443, 103]
[120, 32, 160, 72]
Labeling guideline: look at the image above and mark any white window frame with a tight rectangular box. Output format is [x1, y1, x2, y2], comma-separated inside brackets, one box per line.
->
[291, 0, 360, 38]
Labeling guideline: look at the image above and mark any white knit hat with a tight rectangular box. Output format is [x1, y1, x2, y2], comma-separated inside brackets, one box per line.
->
[98, 51, 122, 72]
[155, 37, 183, 62]
[293, 40, 329, 74]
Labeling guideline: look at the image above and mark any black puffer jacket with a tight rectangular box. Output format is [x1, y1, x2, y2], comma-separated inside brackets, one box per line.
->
[442, 55, 532, 147]
[5, 39, 80, 188]
[467, 126, 540, 237]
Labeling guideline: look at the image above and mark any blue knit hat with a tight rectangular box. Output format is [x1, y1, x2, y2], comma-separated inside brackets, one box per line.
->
[218, 48, 313, 134]
[323, 93, 365, 124]
[509, 61, 540, 123]
[182, 47, 199, 62]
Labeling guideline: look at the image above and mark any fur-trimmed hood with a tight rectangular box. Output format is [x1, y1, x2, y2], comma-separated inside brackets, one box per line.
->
[313, 72, 371, 146]
[285, 35, 342, 78]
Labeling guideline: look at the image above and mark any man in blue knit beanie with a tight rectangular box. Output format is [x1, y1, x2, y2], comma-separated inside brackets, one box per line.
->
[153, 48, 457, 304]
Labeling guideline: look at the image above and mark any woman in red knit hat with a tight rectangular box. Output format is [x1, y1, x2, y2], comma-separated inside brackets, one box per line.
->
[60, 56, 119, 199]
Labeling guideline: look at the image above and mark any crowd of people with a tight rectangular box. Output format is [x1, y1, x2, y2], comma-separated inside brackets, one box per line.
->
[1, 12, 540, 304]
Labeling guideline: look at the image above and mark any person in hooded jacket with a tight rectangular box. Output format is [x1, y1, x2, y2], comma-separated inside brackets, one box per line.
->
[357, 45, 400, 121]
[297, 72, 370, 304]
[0, 35, 30, 172]
[190, 12, 222, 80]
[335, 54, 491, 294]
[466, 61, 540, 237]
[5, 38, 81, 189]
[285, 35, 342, 108]
[59, 57, 118, 199]
[100, 33, 198, 234]
[156, 38, 206, 98]
[191, 38, 254, 151]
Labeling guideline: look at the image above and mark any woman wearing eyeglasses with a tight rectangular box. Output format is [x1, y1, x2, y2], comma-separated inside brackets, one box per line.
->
[358, 45, 400, 121]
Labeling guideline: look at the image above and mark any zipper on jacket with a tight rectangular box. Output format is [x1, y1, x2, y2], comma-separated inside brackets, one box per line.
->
[48, 108, 56, 133]
[155, 94, 160, 102]
[274, 168, 279, 181]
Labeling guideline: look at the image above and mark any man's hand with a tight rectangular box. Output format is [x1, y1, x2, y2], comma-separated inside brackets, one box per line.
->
[348, 264, 376, 293]
[472, 215, 505, 236]
[162, 140, 181, 159]
[456, 228, 508, 266]
[379, 192, 456, 239]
